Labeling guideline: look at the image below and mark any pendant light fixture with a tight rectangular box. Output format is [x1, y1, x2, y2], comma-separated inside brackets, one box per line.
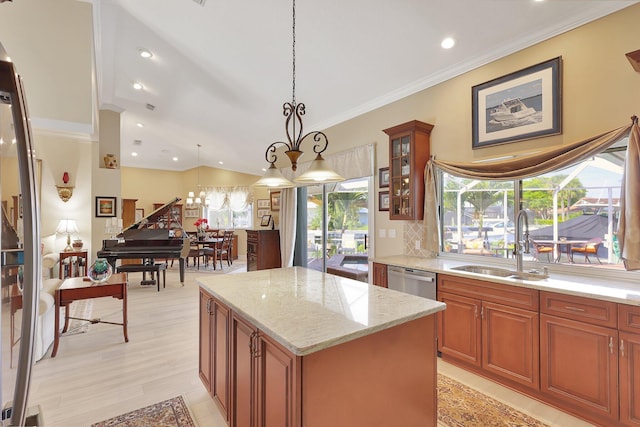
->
[187, 144, 209, 207]
[254, 0, 344, 187]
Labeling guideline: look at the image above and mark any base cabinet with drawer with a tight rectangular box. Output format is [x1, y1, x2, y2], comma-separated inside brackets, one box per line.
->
[540, 291, 619, 424]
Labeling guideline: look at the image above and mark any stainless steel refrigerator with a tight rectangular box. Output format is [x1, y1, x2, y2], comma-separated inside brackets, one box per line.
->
[0, 42, 42, 426]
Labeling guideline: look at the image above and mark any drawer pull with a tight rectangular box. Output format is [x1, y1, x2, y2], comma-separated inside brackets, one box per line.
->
[620, 339, 625, 358]
[609, 336, 614, 354]
[564, 306, 586, 312]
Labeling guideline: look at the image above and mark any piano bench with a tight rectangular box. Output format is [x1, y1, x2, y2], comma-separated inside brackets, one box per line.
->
[116, 262, 167, 292]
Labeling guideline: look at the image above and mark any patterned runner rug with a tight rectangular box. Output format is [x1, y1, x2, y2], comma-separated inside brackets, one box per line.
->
[61, 299, 94, 336]
[438, 373, 549, 426]
[91, 396, 195, 427]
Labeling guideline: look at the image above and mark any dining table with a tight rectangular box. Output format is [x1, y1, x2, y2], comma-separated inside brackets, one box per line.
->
[192, 237, 223, 268]
[535, 239, 589, 263]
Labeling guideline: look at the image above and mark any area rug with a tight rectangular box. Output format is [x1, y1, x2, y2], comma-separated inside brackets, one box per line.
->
[60, 299, 94, 336]
[184, 260, 247, 275]
[91, 396, 196, 427]
[438, 373, 549, 427]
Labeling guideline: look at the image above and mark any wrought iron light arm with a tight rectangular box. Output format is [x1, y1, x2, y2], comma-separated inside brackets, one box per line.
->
[264, 101, 330, 171]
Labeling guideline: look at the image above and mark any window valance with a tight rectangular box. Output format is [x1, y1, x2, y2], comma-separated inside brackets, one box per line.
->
[205, 186, 253, 211]
[281, 143, 375, 184]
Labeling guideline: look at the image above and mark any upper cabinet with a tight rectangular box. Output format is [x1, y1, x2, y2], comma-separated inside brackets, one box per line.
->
[383, 120, 433, 220]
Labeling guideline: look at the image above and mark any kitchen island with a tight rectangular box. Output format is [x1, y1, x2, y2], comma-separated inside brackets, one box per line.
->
[198, 266, 445, 427]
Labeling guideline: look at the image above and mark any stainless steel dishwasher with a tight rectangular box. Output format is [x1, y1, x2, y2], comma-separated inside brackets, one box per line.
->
[387, 266, 437, 300]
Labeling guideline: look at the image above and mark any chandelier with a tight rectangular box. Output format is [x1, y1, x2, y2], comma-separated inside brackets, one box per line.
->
[254, 0, 344, 188]
[186, 144, 209, 207]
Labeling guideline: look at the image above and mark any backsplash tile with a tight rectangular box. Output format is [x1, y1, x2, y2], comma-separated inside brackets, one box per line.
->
[404, 221, 431, 257]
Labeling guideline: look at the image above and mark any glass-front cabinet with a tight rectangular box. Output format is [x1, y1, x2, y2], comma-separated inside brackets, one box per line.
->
[383, 120, 433, 220]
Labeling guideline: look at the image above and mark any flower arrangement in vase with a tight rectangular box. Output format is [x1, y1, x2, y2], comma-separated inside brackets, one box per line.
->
[194, 218, 209, 239]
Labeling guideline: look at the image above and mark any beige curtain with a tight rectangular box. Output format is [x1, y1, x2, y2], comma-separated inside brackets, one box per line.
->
[618, 119, 640, 270]
[279, 187, 297, 267]
[424, 122, 635, 264]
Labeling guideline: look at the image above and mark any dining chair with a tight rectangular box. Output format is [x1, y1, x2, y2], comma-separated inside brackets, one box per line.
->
[570, 237, 603, 264]
[530, 239, 553, 263]
[216, 230, 234, 269]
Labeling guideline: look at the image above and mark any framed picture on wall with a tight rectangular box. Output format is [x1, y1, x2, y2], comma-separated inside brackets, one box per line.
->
[257, 199, 270, 209]
[379, 167, 390, 188]
[379, 191, 389, 211]
[184, 207, 199, 218]
[95, 196, 117, 217]
[260, 215, 272, 227]
[257, 209, 270, 219]
[270, 191, 281, 211]
[472, 56, 562, 149]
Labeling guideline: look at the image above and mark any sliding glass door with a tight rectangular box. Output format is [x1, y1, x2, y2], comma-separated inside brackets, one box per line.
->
[305, 178, 369, 276]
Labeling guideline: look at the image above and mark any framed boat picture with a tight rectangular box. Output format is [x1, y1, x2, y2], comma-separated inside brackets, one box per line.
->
[472, 57, 562, 149]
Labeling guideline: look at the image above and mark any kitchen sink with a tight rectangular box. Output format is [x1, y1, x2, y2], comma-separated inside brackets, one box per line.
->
[450, 265, 514, 277]
[450, 265, 547, 281]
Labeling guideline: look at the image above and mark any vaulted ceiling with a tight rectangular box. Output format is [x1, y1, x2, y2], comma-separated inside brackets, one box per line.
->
[35, 1, 640, 174]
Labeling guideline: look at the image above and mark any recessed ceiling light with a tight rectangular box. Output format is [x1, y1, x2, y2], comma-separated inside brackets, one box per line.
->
[132, 82, 143, 90]
[138, 48, 153, 59]
[173, 157, 179, 162]
[218, 161, 224, 165]
[131, 152, 138, 157]
[136, 122, 144, 128]
[441, 37, 455, 49]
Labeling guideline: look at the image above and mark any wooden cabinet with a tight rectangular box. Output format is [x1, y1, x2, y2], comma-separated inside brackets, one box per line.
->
[437, 274, 539, 390]
[618, 304, 640, 426]
[201, 284, 437, 426]
[199, 288, 230, 420]
[231, 312, 299, 427]
[382, 120, 433, 220]
[246, 230, 281, 271]
[199, 289, 213, 393]
[540, 314, 618, 422]
[153, 202, 182, 230]
[372, 262, 388, 287]
[540, 291, 618, 425]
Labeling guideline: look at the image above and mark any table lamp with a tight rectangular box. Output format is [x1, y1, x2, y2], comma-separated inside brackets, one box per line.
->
[56, 219, 79, 252]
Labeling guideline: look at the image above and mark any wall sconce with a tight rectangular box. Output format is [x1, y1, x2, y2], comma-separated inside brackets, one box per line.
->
[56, 171, 74, 202]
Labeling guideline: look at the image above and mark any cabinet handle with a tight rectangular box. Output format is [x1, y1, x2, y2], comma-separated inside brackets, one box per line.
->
[474, 305, 478, 319]
[249, 331, 256, 356]
[206, 299, 212, 314]
[253, 332, 261, 358]
[564, 306, 586, 312]
[620, 339, 625, 358]
[609, 336, 614, 354]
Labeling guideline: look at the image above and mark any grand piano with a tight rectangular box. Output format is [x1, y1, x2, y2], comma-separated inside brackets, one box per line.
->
[97, 197, 190, 284]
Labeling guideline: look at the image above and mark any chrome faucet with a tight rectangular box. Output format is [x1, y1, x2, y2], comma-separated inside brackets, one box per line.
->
[514, 209, 530, 273]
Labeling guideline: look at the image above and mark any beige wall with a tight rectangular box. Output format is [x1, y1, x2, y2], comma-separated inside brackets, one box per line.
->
[0, 0, 94, 128]
[321, 3, 640, 258]
[122, 166, 265, 257]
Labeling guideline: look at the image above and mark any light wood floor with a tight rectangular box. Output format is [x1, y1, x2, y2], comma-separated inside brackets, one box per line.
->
[27, 265, 595, 427]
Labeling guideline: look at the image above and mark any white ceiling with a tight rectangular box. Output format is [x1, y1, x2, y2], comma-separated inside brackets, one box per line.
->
[94, 0, 637, 175]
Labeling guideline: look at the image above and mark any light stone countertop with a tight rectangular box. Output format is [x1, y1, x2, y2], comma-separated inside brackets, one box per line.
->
[197, 266, 445, 356]
[373, 255, 640, 306]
